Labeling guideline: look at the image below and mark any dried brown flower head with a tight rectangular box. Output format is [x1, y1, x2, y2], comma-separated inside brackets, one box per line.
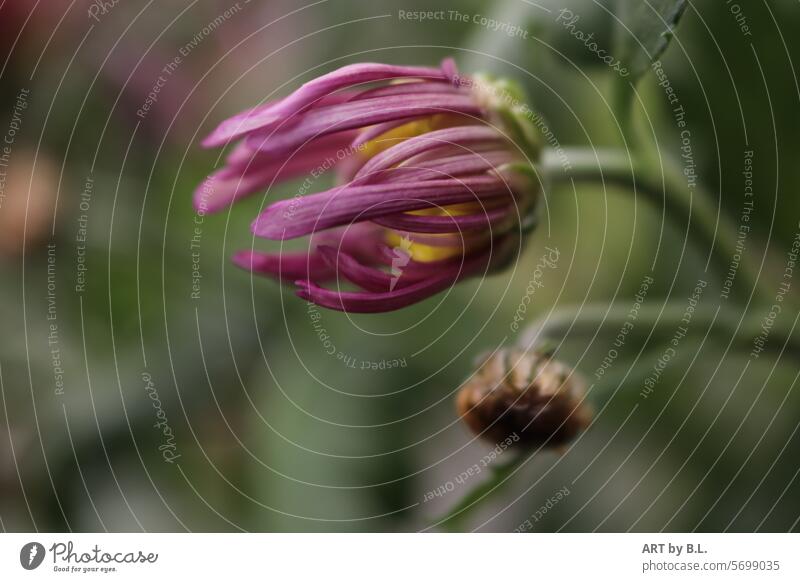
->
[456, 348, 591, 448]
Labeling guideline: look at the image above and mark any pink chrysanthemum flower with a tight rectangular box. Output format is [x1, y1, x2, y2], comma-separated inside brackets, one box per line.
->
[195, 59, 541, 312]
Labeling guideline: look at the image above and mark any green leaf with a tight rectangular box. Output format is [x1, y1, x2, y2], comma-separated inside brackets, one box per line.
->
[612, 0, 688, 129]
[614, 0, 687, 81]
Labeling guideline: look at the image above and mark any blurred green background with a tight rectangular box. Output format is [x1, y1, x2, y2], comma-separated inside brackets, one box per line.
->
[1, 0, 799, 532]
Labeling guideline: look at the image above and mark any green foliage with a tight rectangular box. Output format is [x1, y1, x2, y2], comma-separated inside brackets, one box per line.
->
[612, 0, 688, 130]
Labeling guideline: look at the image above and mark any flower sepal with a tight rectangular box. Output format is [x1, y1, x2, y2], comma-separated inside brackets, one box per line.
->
[468, 73, 542, 163]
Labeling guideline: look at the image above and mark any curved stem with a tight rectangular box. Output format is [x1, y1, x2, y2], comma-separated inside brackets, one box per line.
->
[543, 147, 770, 305]
[430, 455, 527, 532]
[521, 302, 800, 358]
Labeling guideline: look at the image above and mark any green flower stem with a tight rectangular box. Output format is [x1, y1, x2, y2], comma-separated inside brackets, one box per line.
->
[521, 303, 800, 359]
[430, 455, 527, 532]
[542, 147, 770, 305]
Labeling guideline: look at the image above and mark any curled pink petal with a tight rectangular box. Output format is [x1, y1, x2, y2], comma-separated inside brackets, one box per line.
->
[194, 131, 360, 213]
[441, 57, 459, 85]
[294, 273, 460, 313]
[294, 242, 497, 313]
[351, 81, 462, 101]
[244, 94, 481, 156]
[252, 176, 512, 240]
[317, 246, 397, 292]
[354, 126, 504, 183]
[202, 63, 449, 147]
[232, 249, 335, 284]
[382, 150, 515, 183]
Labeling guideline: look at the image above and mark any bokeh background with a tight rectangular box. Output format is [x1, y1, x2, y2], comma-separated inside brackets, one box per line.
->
[1, 0, 799, 532]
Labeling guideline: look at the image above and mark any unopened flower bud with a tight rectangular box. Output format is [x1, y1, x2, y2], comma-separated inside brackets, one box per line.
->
[198, 58, 543, 312]
[456, 348, 591, 448]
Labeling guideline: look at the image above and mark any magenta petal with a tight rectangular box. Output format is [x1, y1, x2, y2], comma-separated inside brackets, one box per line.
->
[382, 150, 515, 183]
[354, 126, 504, 183]
[317, 246, 396, 292]
[318, 223, 385, 261]
[316, 245, 428, 292]
[194, 131, 359, 213]
[441, 57, 459, 84]
[252, 176, 511, 240]
[232, 249, 335, 283]
[202, 63, 449, 147]
[193, 169, 271, 214]
[201, 92, 355, 148]
[263, 63, 448, 115]
[201, 101, 278, 148]
[244, 94, 481, 156]
[294, 272, 458, 313]
[294, 244, 492, 312]
[351, 81, 462, 101]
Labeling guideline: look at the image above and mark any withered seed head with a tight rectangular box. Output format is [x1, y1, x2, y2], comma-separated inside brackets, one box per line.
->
[456, 348, 591, 449]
